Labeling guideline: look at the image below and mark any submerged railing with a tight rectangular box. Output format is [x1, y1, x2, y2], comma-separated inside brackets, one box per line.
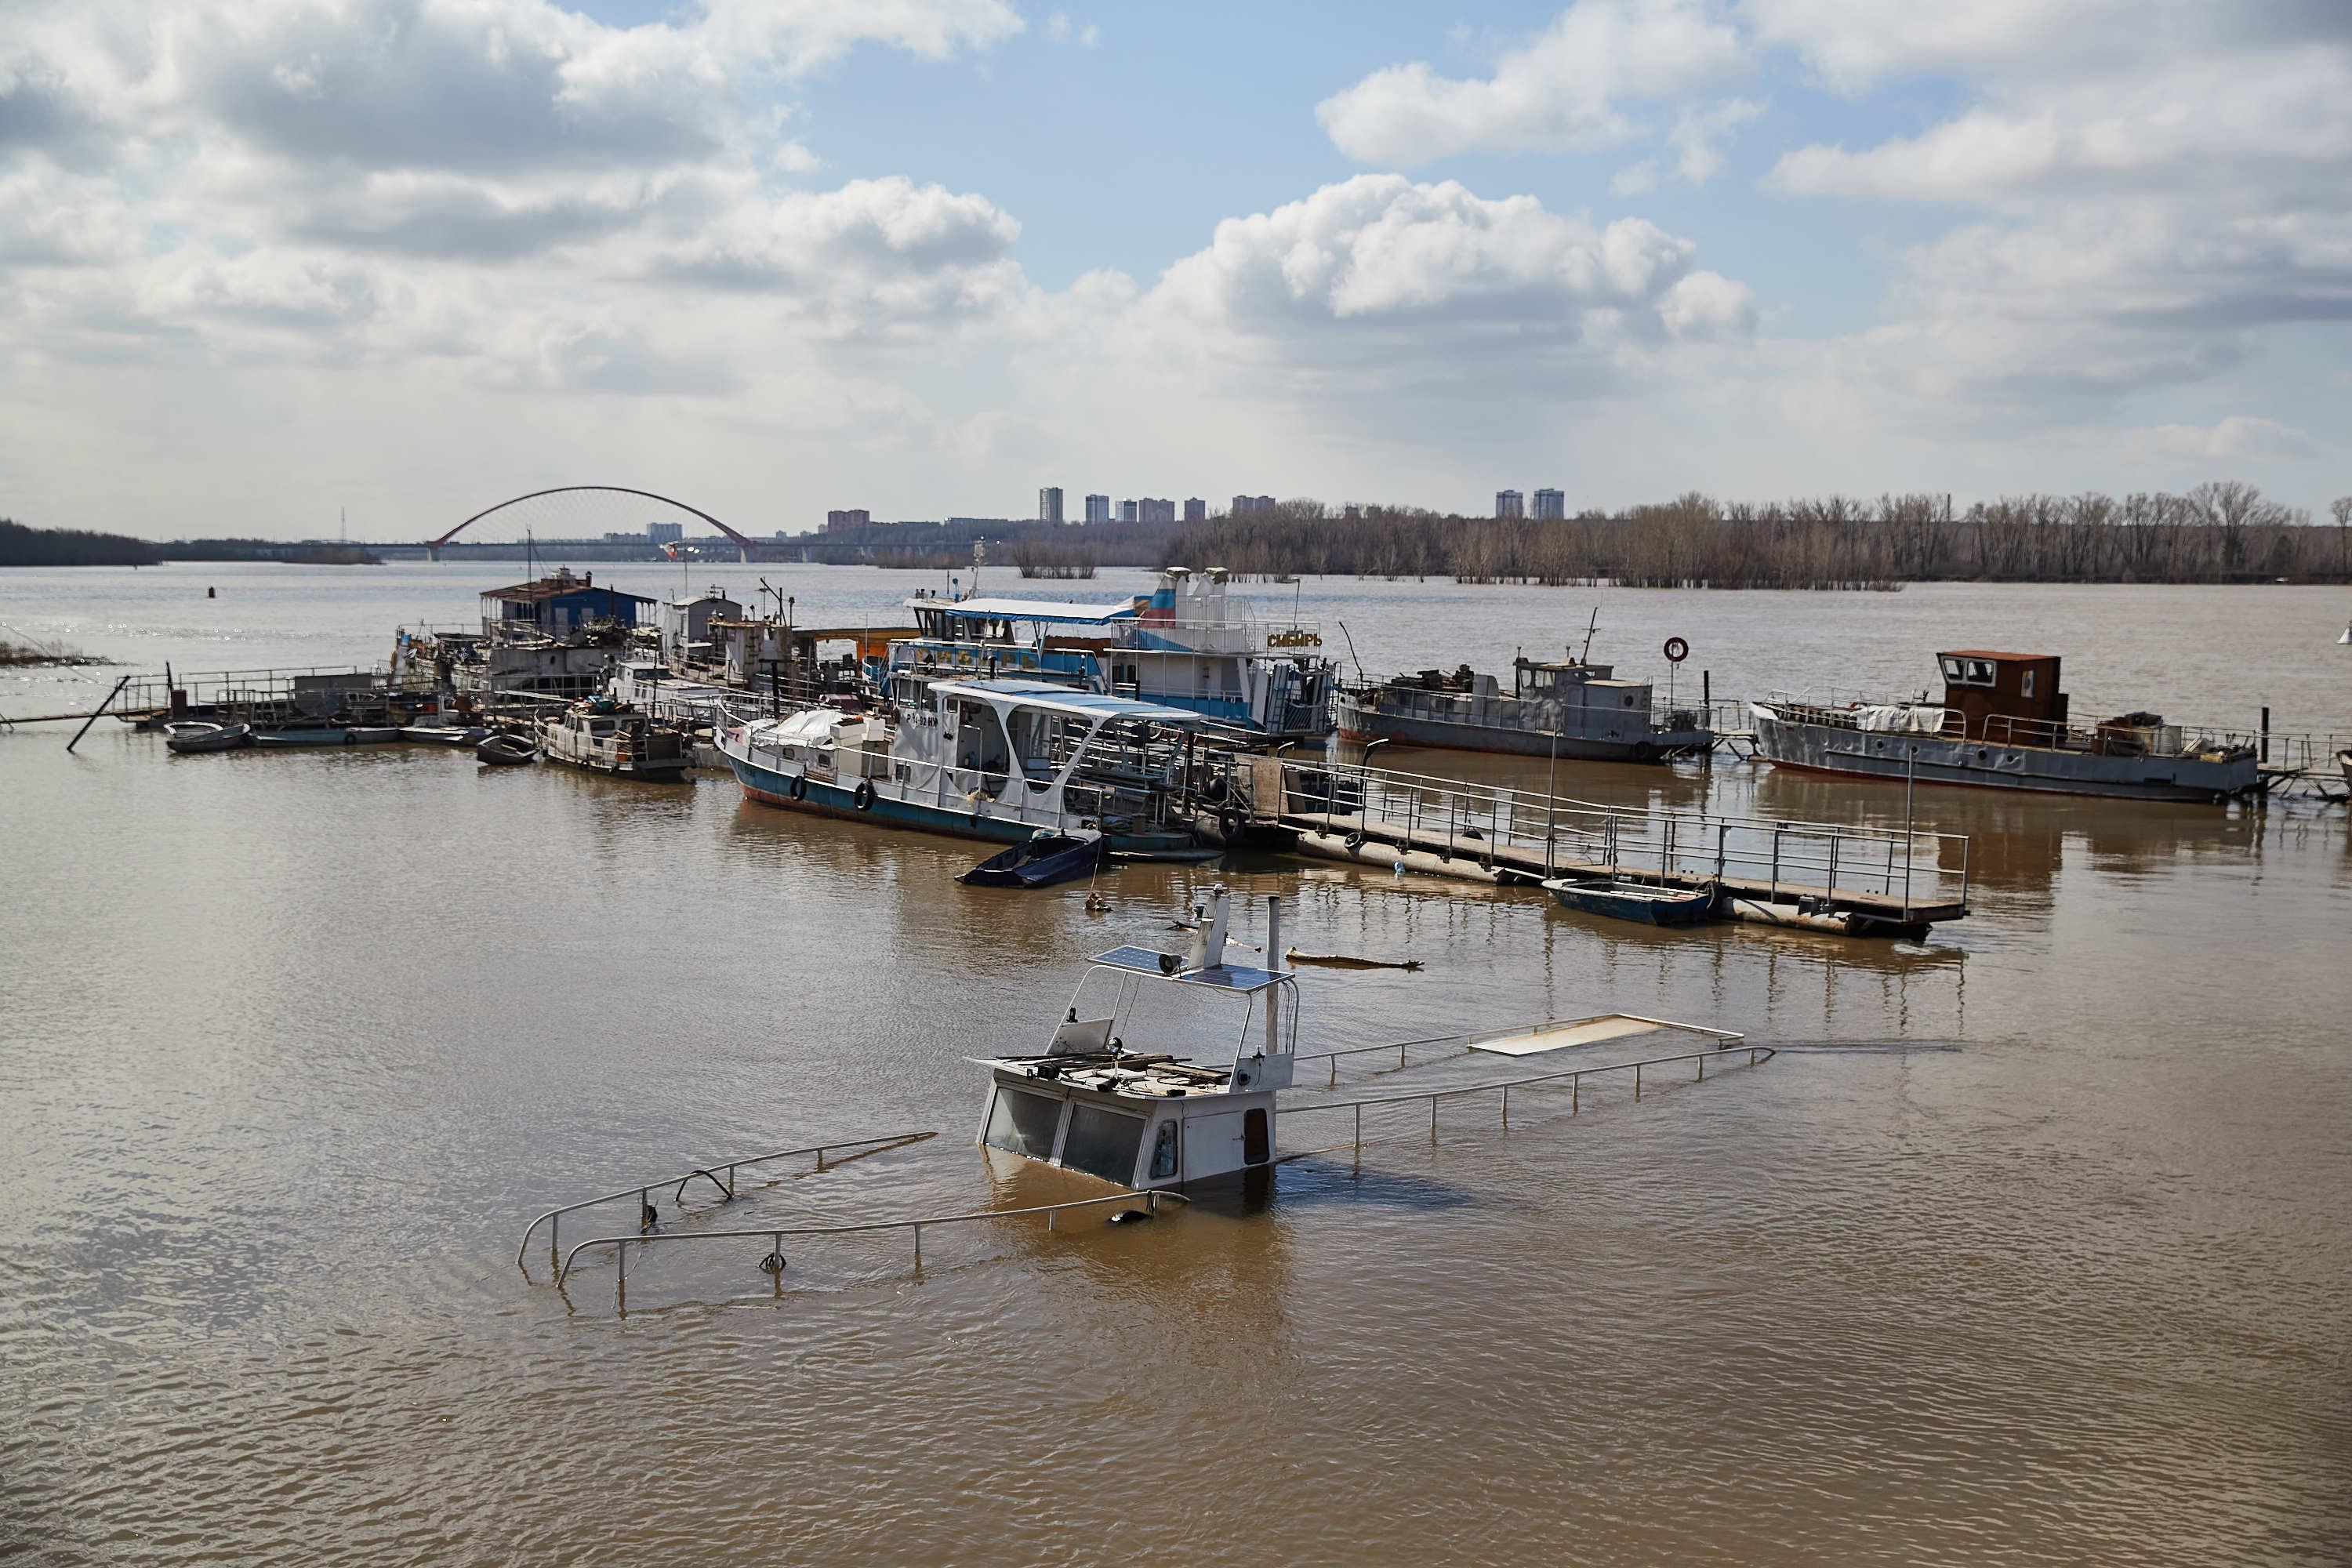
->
[516, 1131, 935, 1270]
[1280, 1040, 1777, 1165]
[554, 1186, 1188, 1293]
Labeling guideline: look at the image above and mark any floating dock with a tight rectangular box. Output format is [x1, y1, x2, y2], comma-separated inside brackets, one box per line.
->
[1220, 755, 1972, 937]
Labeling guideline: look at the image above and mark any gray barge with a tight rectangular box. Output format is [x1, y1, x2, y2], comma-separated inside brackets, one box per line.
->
[1336, 655, 1712, 763]
[1751, 650, 2259, 803]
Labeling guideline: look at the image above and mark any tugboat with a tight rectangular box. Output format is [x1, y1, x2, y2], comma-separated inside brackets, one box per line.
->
[977, 887, 1294, 1189]
[1750, 651, 2259, 802]
[1336, 651, 1712, 761]
[537, 699, 689, 780]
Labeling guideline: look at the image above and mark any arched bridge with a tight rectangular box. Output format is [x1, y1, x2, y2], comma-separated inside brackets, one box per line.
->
[426, 486, 756, 562]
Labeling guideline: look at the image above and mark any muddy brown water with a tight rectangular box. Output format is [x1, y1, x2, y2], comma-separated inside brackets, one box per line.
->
[3, 564, 2348, 1564]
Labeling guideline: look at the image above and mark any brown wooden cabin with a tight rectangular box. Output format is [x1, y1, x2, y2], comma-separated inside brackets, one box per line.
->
[1937, 650, 2066, 740]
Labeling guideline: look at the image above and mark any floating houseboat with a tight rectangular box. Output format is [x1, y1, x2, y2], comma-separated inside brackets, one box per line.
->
[1749, 651, 2260, 802]
[717, 678, 1221, 860]
[1336, 653, 1712, 761]
[889, 567, 1338, 737]
[538, 701, 690, 779]
[977, 888, 1295, 1190]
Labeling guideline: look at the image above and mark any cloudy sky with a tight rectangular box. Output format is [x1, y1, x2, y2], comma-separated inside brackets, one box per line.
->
[1, 0, 2346, 539]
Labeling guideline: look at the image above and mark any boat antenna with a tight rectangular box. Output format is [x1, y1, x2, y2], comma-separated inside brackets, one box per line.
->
[1579, 606, 1599, 664]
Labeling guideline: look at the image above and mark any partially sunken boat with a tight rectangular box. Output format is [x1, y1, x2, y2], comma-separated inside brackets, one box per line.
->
[717, 678, 1221, 860]
[977, 889, 1297, 1189]
[1749, 650, 2259, 802]
[1336, 653, 1712, 761]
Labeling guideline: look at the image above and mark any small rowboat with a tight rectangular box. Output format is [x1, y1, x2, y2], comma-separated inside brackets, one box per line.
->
[346, 726, 405, 744]
[404, 725, 489, 746]
[251, 727, 351, 746]
[959, 829, 1104, 888]
[1541, 877, 1717, 927]
[163, 721, 252, 753]
[476, 732, 537, 766]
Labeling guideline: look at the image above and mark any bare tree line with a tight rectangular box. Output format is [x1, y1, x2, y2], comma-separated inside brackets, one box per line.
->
[1163, 484, 2352, 589]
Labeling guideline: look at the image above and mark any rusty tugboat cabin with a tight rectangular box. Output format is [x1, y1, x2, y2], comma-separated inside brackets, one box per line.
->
[1749, 649, 2260, 802]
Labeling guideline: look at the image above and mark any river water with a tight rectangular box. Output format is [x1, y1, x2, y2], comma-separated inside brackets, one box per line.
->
[3, 563, 2348, 1566]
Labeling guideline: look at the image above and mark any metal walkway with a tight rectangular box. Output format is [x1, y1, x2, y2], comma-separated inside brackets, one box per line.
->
[1225, 755, 1971, 934]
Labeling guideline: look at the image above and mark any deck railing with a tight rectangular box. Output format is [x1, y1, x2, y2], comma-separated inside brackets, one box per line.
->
[1280, 1040, 1774, 1164]
[1257, 754, 1971, 916]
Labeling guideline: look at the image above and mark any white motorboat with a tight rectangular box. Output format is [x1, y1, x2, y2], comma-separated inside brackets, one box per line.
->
[163, 721, 252, 754]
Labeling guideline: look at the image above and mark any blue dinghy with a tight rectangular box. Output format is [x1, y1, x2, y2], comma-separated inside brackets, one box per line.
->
[959, 829, 1104, 889]
[1541, 877, 1717, 927]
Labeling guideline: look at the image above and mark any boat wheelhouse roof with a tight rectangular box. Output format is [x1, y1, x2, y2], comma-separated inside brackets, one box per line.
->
[906, 597, 1141, 625]
[1089, 944, 1288, 994]
[1937, 648, 2053, 662]
[927, 678, 1207, 726]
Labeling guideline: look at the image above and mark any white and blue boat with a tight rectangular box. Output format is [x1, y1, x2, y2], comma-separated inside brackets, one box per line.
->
[888, 566, 1337, 738]
[717, 678, 1223, 861]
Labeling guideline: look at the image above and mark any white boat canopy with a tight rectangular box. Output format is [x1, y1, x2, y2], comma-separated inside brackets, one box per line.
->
[905, 597, 1140, 625]
[927, 678, 1209, 727]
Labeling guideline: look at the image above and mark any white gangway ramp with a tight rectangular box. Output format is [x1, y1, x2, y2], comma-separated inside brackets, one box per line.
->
[1464, 1013, 1744, 1058]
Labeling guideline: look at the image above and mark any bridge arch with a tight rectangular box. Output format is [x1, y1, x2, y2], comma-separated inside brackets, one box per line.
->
[426, 486, 755, 561]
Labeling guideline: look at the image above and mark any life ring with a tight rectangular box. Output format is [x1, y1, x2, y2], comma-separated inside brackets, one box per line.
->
[853, 780, 875, 811]
[788, 772, 808, 801]
[1662, 637, 1690, 664]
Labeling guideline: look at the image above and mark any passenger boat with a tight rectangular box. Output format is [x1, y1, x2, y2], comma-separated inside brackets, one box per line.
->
[162, 721, 252, 753]
[889, 566, 1338, 737]
[537, 700, 689, 779]
[977, 888, 1295, 1190]
[1541, 877, 1716, 927]
[1750, 651, 2260, 802]
[476, 732, 536, 766]
[958, 829, 1104, 888]
[717, 678, 1220, 860]
[1336, 652, 1712, 761]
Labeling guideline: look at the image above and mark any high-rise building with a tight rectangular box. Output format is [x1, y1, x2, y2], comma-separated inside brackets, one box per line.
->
[1183, 497, 1206, 521]
[1232, 494, 1276, 514]
[824, 508, 872, 532]
[1038, 486, 1064, 525]
[1532, 488, 1565, 520]
[1495, 489, 1525, 518]
[1120, 499, 1139, 524]
[1083, 493, 1111, 524]
[1136, 498, 1176, 524]
[647, 521, 684, 543]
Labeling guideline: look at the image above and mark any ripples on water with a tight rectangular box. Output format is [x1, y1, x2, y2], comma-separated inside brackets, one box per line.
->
[2, 565, 2348, 1564]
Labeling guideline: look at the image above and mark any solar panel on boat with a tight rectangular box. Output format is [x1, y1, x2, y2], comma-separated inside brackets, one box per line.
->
[1088, 947, 1286, 992]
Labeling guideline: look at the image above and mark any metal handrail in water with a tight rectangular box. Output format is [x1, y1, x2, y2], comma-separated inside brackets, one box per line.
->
[555, 1185, 1189, 1287]
[1279, 1040, 1773, 1161]
[515, 1130, 935, 1269]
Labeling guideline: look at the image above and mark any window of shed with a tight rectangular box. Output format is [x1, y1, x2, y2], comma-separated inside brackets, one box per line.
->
[1060, 1104, 1146, 1185]
[983, 1087, 1062, 1160]
[2021, 670, 2037, 698]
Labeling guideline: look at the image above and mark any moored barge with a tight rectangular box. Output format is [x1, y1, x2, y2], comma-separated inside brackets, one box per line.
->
[1751, 650, 2259, 803]
[1336, 653, 1711, 762]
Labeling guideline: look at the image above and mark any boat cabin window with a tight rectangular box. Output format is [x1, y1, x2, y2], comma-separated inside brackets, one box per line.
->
[1940, 655, 1997, 687]
[984, 1086, 1062, 1159]
[1148, 1121, 1179, 1180]
[2021, 670, 2036, 698]
[1008, 708, 1085, 775]
[952, 700, 1012, 777]
[1061, 1104, 1146, 1185]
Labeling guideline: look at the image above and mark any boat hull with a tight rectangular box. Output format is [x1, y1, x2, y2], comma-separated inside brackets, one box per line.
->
[1335, 692, 1708, 762]
[959, 833, 1105, 888]
[1544, 879, 1716, 926]
[1751, 707, 2258, 802]
[725, 750, 1217, 861]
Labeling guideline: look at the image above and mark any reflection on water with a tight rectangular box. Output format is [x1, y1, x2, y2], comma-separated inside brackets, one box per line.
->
[2, 564, 2348, 1565]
